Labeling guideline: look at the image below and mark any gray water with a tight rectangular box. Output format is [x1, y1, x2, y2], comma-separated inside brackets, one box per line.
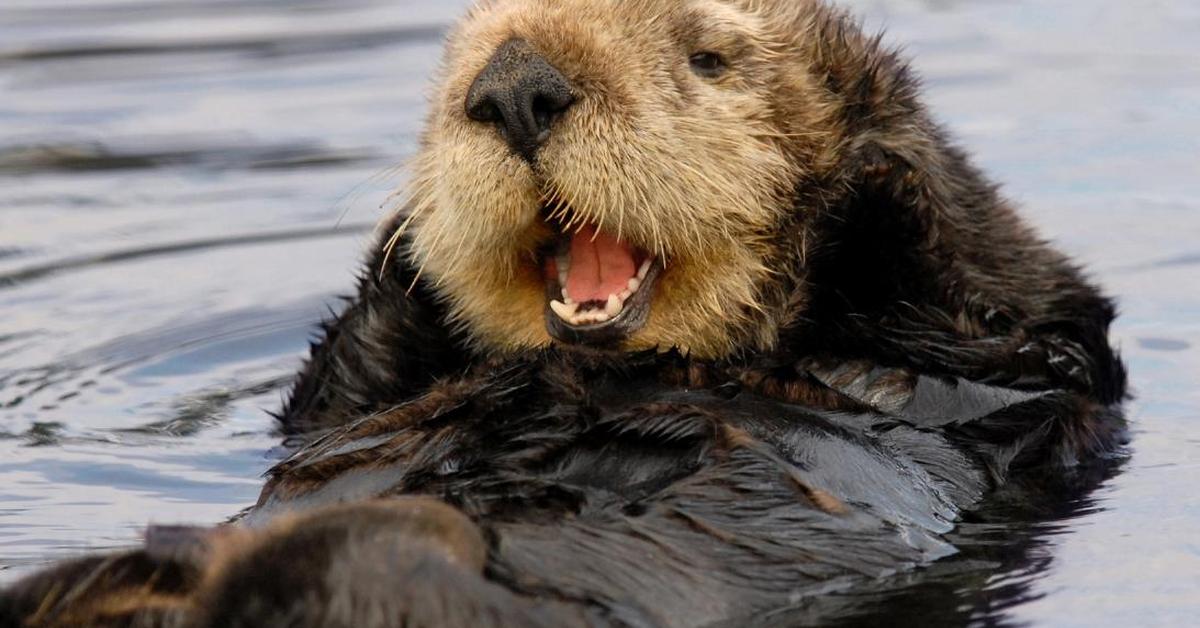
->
[0, 0, 1197, 625]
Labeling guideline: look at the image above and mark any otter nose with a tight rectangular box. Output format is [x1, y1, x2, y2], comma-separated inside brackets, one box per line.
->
[465, 39, 574, 162]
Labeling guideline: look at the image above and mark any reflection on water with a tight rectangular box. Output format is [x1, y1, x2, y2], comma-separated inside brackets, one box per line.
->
[1, 0, 1197, 625]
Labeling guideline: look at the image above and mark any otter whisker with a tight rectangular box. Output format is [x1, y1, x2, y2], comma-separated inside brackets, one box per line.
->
[333, 161, 408, 228]
[380, 213, 415, 279]
[405, 257, 428, 296]
[378, 190, 435, 281]
[550, 190, 571, 222]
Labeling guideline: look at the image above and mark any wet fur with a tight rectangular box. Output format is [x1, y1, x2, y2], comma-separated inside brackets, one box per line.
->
[2, 1, 1127, 626]
[283, 0, 1125, 434]
[2, 358, 1124, 627]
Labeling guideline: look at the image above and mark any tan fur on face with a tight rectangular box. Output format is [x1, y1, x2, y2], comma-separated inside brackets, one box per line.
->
[393, 0, 842, 358]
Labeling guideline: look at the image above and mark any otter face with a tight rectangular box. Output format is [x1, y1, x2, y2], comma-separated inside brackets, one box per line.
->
[398, 0, 837, 358]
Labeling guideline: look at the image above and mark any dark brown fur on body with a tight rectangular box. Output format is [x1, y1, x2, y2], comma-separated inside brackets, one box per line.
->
[2, 1, 1127, 626]
[2, 356, 1124, 627]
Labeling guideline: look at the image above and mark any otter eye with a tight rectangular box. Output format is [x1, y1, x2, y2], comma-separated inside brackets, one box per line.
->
[688, 51, 726, 78]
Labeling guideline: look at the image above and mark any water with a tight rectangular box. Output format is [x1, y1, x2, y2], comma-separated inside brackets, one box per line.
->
[0, 0, 1197, 625]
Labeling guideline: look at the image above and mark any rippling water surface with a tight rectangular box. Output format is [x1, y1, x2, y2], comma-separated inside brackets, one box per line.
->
[1, 1, 1197, 625]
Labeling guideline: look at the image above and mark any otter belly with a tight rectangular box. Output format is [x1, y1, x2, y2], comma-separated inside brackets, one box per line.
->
[233, 361, 1099, 627]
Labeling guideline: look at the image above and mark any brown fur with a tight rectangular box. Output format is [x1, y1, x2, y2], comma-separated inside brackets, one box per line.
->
[2, 2, 1129, 626]
[397, 0, 839, 357]
[275, 0, 1126, 436]
[366, 0, 1126, 402]
[1, 500, 510, 628]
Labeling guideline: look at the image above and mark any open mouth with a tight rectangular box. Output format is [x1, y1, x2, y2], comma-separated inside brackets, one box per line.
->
[541, 218, 662, 346]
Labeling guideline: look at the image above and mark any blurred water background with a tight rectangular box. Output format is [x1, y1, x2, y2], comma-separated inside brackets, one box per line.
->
[1, 0, 1197, 625]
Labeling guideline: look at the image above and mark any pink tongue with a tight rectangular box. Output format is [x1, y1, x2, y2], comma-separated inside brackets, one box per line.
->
[565, 224, 637, 303]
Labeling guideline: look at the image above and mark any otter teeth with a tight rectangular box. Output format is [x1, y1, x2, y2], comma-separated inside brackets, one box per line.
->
[551, 258, 654, 327]
[605, 294, 622, 317]
[550, 300, 578, 321]
[550, 290, 632, 327]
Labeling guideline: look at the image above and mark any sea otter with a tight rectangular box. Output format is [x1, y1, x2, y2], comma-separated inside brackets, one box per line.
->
[1, 0, 1126, 626]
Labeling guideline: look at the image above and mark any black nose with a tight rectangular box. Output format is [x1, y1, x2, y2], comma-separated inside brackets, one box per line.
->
[465, 39, 575, 162]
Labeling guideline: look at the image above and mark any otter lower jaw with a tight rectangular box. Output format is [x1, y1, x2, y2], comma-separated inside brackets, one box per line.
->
[542, 222, 661, 347]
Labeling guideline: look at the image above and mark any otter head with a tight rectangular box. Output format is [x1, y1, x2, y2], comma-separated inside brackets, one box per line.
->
[397, 0, 843, 358]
